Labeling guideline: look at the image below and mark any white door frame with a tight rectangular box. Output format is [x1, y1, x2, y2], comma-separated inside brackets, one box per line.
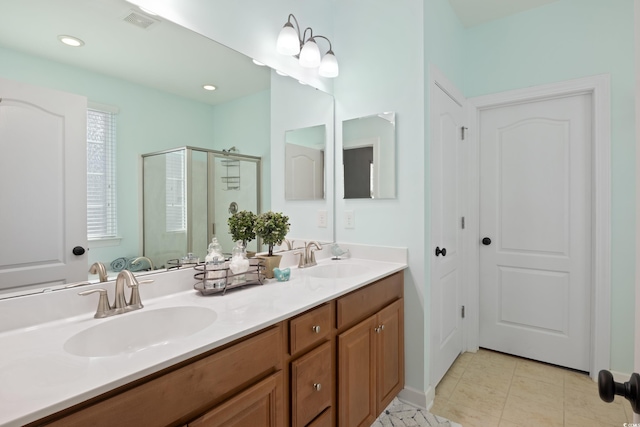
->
[466, 74, 611, 380]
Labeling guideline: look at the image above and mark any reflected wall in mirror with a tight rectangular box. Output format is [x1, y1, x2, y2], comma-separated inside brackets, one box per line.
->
[285, 125, 326, 200]
[271, 73, 335, 243]
[342, 112, 396, 199]
[0, 0, 334, 298]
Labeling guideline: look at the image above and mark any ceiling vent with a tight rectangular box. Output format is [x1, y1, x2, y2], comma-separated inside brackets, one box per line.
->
[123, 11, 158, 30]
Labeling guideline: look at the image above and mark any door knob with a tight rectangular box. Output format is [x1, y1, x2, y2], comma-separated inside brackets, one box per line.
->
[482, 237, 492, 246]
[72, 246, 86, 256]
[598, 370, 640, 414]
[435, 247, 447, 257]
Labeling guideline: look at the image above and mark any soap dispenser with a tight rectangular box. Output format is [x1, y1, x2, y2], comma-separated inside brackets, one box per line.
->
[204, 237, 226, 289]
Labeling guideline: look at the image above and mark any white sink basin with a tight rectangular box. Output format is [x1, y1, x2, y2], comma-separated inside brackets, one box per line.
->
[64, 306, 217, 357]
[305, 263, 369, 279]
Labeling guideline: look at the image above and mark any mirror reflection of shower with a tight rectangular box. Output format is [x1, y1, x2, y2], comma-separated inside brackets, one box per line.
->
[142, 146, 261, 268]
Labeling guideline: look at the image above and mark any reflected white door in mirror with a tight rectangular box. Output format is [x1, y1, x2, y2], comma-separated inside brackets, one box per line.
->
[0, 77, 88, 297]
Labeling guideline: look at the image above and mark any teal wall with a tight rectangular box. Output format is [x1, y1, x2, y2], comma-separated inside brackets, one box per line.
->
[464, 0, 635, 375]
[0, 45, 271, 267]
[211, 90, 271, 212]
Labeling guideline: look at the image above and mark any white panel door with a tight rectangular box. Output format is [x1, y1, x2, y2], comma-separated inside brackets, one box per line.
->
[430, 81, 465, 386]
[479, 93, 592, 371]
[0, 77, 87, 293]
[285, 143, 324, 200]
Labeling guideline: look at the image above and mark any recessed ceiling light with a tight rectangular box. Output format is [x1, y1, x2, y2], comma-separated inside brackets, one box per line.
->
[252, 59, 266, 66]
[203, 85, 217, 91]
[276, 70, 288, 77]
[58, 35, 84, 47]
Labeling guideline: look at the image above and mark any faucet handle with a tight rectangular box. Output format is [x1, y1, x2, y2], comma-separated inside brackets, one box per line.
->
[293, 251, 304, 268]
[79, 288, 111, 318]
[126, 278, 154, 310]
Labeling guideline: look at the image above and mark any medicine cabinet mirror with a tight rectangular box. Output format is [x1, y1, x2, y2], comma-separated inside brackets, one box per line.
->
[342, 112, 397, 199]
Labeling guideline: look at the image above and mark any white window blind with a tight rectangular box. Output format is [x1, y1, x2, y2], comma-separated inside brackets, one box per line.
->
[87, 106, 117, 239]
[165, 151, 186, 232]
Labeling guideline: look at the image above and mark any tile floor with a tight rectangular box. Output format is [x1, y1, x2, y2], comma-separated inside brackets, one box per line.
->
[373, 397, 454, 426]
[430, 348, 634, 427]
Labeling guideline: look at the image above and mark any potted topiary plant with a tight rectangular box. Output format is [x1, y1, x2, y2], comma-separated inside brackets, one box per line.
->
[254, 211, 290, 278]
[228, 210, 257, 256]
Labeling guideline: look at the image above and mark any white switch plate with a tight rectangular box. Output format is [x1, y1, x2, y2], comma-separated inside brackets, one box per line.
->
[317, 210, 327, 228]
[344, 210, 355, 229]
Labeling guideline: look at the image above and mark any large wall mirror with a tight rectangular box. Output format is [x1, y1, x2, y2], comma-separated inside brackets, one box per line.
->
[0, 0, 334, 296]
[342, 112, 396, 199]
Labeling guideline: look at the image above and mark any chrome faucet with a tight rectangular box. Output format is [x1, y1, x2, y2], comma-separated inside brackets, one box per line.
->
[89, 262, 108, 282]
[130, 256, 154, 271]
[79, 270, 153, 318]
[294, 241, 322, 268]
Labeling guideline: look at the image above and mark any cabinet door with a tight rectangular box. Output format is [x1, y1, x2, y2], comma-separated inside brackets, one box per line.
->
[376, 298, 404, 412]
[189, 371, 283, 427]
[338, 315, 376, 427]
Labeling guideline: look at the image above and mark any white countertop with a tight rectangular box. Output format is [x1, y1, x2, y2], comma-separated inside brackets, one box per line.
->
[0, 246, 407, 427]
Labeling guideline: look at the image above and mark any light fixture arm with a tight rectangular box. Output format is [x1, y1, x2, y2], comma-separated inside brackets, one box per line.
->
[309, 35, 334, 54]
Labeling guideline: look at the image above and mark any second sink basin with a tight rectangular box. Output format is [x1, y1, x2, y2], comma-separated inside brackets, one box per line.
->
[64, 306, 217, 357]
[305, 263, 369, 279]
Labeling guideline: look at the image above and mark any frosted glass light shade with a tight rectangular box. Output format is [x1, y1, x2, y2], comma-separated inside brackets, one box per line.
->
[319, 51, 339, 78]
[299, 40, 321, 68]
[277, 23, 300, 55]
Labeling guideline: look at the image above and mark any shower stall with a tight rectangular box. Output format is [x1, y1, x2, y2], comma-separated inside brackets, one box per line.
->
[142, 146, 261, 269]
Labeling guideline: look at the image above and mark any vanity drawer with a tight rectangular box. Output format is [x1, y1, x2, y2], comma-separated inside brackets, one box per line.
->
[336, 271, 403, 331]
[291, 341, 333, 427]
[289, 303, 332, 355]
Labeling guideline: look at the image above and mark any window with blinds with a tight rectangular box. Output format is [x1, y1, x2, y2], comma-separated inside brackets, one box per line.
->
[165, 151, 186, 232]
[87, 107, 117, 239]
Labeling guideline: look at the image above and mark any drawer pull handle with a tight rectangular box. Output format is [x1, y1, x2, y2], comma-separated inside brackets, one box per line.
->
[312, 325, 321, 333]
[313, 383, 322, 391]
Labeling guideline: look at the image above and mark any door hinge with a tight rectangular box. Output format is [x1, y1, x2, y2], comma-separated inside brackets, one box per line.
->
[461, 305, 465, 319]
[461, 126, 468, 141]
[461, 216, 465, 230]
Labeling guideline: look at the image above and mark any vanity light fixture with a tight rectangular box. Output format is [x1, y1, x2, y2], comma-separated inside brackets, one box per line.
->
[202, 84, 217, 91]
[276, 14, 339, 78]
[58, 35, 84, 47]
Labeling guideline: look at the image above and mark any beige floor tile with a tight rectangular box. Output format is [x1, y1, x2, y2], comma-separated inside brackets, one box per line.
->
[623, 401, 634, 422]
[461, 366, 513, 395]
[448, 377, 508, 419]
[500, 393, 563, 427]
[564, 369, 596, 392]
[467, 350, 518, 378]
[513, 359, 564, 386]
[564, 388, 628, 425]
[564, 410, 621, 427]
[429, 395, 450, 416]
[435, 373, 460, 399]
[508, 374, 563, 408]
[438, 403, 501, 427]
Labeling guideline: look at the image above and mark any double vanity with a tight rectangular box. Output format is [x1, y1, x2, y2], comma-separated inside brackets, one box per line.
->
[0, 246, 407, 427]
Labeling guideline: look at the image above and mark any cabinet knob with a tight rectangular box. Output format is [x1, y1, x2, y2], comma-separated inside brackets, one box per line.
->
[312, 325, 321, 333]
[375, 326, 381, 333]
[313, 383, 322, 391]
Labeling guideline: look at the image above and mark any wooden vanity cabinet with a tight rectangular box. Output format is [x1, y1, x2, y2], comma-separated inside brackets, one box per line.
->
[31, 270, 404, 427]
[336, 272, 404, 427]
[37, 324, 284, 427]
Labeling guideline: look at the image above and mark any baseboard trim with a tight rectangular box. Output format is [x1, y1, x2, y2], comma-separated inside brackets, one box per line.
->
[398, 385, 435, 411]
[611, 370, 632, 384]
